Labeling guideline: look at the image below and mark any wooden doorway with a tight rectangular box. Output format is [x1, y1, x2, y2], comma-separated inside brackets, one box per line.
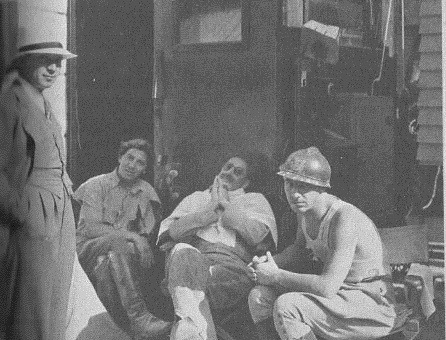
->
[71, 0, 155, 188]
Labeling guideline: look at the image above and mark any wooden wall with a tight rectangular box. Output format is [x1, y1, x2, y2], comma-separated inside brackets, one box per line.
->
[154, 0, 295, 194]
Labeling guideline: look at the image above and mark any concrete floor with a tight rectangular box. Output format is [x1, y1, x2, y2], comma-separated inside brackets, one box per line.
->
[65, 256, 131, 340]
[65, 254, 444, 340]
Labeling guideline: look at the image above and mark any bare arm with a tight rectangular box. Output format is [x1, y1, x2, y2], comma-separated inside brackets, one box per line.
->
[252, 221, 306, 268]
[255, 208, 358, 298]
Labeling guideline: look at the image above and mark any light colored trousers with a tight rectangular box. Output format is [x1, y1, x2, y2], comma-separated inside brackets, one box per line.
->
[248, 284, 397, 340]
[167, 243, 217, 340]
[166, 242, 254, 340]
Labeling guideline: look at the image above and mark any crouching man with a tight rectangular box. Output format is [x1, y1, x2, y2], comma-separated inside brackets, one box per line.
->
[74, 138, 172, 340]
[158, 153, 278, 340]
[248, 147, 399, 340]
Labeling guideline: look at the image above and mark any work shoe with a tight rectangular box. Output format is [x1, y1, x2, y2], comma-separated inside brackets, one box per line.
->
[132, 315, 172, 340]
[170, 317, 204, 340]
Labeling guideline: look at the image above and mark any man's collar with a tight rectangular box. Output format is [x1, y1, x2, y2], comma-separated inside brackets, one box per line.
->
[19, 76, 45, 112]
[109, 169, 144, 194]
[208, 186, 245, 197]
[227, 187, 245, 199]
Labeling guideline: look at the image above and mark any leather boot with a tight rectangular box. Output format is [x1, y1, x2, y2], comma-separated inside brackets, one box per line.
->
[254, 318, 280, 340]
[108, 252, 172, 340]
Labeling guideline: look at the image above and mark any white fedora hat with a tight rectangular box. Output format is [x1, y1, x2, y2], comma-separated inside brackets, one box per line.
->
[15, 41, 77, 60]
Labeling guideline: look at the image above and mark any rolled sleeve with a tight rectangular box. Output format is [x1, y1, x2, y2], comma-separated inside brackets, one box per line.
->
[75, 179, 114, 238]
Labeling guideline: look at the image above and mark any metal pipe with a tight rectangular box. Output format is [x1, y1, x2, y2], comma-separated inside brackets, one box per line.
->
[371, 0, 394, 96]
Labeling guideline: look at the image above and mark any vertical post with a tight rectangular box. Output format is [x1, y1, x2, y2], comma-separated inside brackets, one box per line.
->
[66, 0, 79, 185]
[0, 4, 4, 81]
[0, 1, 18, 81]
[394, 0, 403, 96]
[152, 49, 166, 192]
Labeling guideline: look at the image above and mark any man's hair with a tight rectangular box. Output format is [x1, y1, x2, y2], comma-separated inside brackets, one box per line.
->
[232, 150, 272, 193]
[118, 138, 153, 163]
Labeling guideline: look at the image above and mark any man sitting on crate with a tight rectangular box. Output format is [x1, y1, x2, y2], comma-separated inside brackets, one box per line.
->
[157, 152, 278, 340]
[74, 138, 172, 340]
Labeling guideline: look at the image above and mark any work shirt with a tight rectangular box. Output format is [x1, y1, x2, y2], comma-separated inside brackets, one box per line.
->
[161, 188, 277, 337]
[75, 170, 160, 243]
[158, 187, 277, 249]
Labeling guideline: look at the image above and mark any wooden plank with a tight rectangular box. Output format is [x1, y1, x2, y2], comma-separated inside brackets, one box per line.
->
[417, 125, 443, 143]
[429, 242, 445, 248]
[429, 248, 444, 258]
[420, 16, 442, 34]
[420, 0, 442, 16]
[416, 1, 442, 167]
[417, 88, 442, 107]
[419, 34, 442, 52]
[419, 52, 442, 70]
[417, 107, 443, 125]
[419, 70, 443, 88]
[425, 218, 444, 244]
[416, 144, 443, 165]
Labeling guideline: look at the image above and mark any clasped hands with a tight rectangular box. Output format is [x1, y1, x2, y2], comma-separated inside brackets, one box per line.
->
[248, 251, 279, 286]
[208, 176, 230, 214]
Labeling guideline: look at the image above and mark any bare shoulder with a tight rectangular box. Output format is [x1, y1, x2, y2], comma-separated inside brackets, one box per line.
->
[328, 200, 365, 240]
[334, 200, 369, 224]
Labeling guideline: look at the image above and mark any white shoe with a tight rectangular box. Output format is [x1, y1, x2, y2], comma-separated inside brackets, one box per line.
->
[170, 318, 204, 340]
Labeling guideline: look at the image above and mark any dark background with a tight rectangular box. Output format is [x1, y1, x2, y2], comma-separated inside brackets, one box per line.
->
[72, 0, 154, 188]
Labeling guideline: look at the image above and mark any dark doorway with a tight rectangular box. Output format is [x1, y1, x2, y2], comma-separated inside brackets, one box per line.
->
[0, 4, 4, 81]
[73, 0, 154, 187]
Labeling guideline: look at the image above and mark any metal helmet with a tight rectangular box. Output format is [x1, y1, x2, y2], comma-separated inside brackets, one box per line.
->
[277, 147, 331, 188]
